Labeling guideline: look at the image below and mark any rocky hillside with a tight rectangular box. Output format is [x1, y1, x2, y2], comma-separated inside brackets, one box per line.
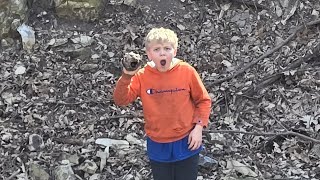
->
[1, 0, 320, 179]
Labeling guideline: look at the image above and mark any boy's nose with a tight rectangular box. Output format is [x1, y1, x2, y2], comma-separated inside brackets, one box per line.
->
[160, 49, 165, 56]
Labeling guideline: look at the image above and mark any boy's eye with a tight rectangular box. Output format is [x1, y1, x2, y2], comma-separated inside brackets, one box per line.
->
[165, 47, 172, 51]
[154, 48, 160, 51]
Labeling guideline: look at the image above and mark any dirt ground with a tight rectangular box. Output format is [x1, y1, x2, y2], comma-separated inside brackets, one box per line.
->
[1, 0, 320, 179]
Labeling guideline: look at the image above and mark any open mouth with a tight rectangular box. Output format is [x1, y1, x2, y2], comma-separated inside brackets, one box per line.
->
[160, 60, 166, 66]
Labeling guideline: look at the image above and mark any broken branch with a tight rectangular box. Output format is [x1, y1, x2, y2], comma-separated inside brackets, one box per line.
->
[209, 18, 320, 86]
[5, 169, 20, 180]
[53, 138, 84, 146]
[205, 129, 320, 143]
[244, 42, 320, 96]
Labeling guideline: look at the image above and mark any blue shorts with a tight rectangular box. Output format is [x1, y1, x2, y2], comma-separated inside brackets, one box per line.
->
[147, 135, 203, 163]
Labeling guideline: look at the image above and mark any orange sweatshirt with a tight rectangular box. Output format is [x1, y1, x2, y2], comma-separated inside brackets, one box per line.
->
[113, 60, 211, 143]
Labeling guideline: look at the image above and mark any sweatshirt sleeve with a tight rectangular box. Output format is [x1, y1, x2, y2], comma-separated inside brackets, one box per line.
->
[113, 72, 141, 106]
[189, 67, 212, 127]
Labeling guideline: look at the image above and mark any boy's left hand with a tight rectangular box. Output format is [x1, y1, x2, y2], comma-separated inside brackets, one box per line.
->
[188, 124, 203, 150]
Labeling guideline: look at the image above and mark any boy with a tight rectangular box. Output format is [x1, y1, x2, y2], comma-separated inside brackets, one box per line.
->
[113, 27, 211, 180]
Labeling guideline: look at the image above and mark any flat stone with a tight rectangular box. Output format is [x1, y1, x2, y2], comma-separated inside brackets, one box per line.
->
[29, 163, 50, 180]
[54, 163, 76, 180]
[54, 0, 103, 21]
[79, 160, 98, 174]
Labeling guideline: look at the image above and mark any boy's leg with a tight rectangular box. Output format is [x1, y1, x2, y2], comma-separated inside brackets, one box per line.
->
[149, 160, 174, 180]
[174, 153, 200, 180]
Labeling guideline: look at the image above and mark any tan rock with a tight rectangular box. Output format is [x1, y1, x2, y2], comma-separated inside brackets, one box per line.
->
[54, 0, 103, 21]
[0, 0, 27, 38]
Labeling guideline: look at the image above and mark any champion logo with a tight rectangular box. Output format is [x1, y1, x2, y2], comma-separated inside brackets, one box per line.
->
[146, 89, 155, 95]
[146, 88, 186, 95]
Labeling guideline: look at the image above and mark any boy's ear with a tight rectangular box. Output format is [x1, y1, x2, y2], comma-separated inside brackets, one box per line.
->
[146, 49, 150, 57]
[173, 48, 177, 56]
[146, 49, 152, 60]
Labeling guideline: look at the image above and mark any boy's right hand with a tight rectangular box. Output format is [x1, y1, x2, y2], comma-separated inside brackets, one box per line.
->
[123, 67, 140, 75]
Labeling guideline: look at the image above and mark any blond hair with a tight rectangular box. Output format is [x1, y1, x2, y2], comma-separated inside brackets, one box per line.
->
[145, 27, 178, 49]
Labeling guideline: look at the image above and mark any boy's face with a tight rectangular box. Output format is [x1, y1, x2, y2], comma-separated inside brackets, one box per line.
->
[146, 41, 177, 72]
